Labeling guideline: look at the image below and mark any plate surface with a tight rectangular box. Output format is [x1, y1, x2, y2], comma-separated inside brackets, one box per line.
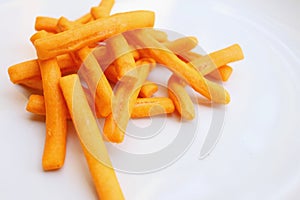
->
[1, 0, 300, 199]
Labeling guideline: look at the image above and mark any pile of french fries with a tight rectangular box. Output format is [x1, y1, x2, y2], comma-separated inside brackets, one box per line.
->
[7, 0, 244, 199]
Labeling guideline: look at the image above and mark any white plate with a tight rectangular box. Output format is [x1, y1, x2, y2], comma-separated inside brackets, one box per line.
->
[1, 0, 300, 199]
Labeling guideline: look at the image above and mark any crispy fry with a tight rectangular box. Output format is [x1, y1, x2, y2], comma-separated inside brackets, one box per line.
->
[34, 11, 155, 60]
[164, 36, 198, 54]
[8, 59, 40, 84]
[132, 97, 174, 118]
[91, 0, 115, 19]
[27, 94, 174, 118]
[103, 59, 152, 143]
[209, 44, 244, 68]
[104, 64, 119, 83]
[35, 16, 59, 33]
[180, 48, 239, 81]
[106, 34, 137, 79]
[35, 8, 96, 33]
[190, 44, 243, 75]
[75, 13, 93, 24]
[168, 75, 195, 120]
[20, 79, 43, 91]
[139, 81, 158, 98]
[39, 57, 67, 171]
[30, 30, 54, 43]
[26, 94, 47, 115]
[8, 54, 78, 85]
[31, 31, 68, 171]
[59, 74, 124, 200]
[126, 29, 230, 104]
[207, 65, 233, 82]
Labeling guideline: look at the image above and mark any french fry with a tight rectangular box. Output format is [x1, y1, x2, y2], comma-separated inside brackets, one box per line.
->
[8, 54, 78, 85]
[74, 13, 93, 24]
[34, 11, 155, 60]
[125, 29, 230, 104]
[104, 64, 118, 83]
[35, 5, 98, 33]
[168, 75, 195, 120]
[59, 74, 124, 200]
[103, 59, 152, 143]
[106, 34, 137, 79]
[209, 44, 244, 68]
[38, 58, 67, 170]
[35, 16, 59, 33]
[132, 97, 174, 118]
[8, 60, 41, 84]
[26, 94, 47, 116]
[180, 48, 241, 81]
[207, 65, 233, 82]
[30, 31, 68, 171]
[27, 94, 174, 118]
[164, 36, 198, 54]
[91, 0, 115, 19]
[20, 79, 43, 91]
[139, 81, 158, 98]
[189, 44, 243, 75]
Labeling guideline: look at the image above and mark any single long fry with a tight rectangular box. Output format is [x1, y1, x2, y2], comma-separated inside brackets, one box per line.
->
[27, 94, 173, 118]
[34, 11, 155, 60]
[103, 59, 152, 143]
[39, 58, 68, 171]
[126, 29, 230, 104]
[8, 54, 78, 85]
[168, 75, 195, 120]
[38, 67, 64, 168]
[59, 74, 124, 200]
[31, 31, 67, 171]
[164, 36, 198, 54]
